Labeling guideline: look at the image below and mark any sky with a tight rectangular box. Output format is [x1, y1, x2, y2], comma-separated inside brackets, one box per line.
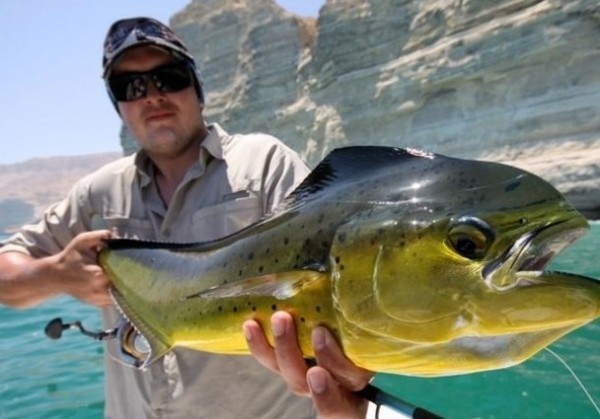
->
[0, 1, 325, 165]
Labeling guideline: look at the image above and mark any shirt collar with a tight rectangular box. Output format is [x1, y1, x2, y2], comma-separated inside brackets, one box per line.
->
[132, 122, 230, 187]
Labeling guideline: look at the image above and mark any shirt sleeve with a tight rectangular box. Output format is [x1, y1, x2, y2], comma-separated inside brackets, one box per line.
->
[261, 140, 311, 214]
[0, 180, 95, 258]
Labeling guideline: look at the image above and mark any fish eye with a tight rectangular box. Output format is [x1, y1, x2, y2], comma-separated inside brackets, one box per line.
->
[448, 217, 495, 260]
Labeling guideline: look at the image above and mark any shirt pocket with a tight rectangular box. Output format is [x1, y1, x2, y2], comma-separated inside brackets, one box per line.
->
[192, 195, 262, 242]
[100, 216, 155, 240]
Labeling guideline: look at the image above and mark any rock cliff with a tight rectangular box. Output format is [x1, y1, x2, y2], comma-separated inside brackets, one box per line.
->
[121, 0, 600, 218]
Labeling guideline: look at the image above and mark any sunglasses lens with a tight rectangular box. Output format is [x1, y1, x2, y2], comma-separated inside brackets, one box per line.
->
[152, 66, 193, 93]
[108, 64, 193, 102]
[108, 75, 147, 102]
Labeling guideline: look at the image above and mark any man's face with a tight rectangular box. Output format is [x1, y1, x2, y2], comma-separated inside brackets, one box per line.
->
[111, 46, 205, 160]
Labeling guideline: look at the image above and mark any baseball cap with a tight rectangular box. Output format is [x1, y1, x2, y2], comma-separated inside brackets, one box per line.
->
[102, 17, 195, 79]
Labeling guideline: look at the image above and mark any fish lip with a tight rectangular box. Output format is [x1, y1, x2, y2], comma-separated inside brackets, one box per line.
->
[482, 217, 588, 287]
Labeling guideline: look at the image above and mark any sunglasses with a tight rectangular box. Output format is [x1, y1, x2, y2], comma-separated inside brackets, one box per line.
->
[107, 62, 194, 102]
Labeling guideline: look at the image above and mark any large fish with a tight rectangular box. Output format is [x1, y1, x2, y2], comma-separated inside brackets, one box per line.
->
[99, 146, 600, 376]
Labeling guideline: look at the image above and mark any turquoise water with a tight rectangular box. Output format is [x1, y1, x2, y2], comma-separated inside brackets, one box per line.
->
[0, 224, 599, 418]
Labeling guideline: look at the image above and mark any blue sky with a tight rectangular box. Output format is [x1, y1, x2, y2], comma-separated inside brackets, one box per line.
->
[0, 1, 324, 165]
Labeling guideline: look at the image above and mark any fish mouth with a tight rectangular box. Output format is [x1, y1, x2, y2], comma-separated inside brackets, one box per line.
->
[482, 216, 589, 289]
[108, 289, 153, 368]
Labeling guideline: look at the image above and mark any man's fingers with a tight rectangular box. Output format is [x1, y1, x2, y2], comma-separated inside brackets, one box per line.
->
[307, 366, 367, 419]
[243, 319, 279, 373]
[271, 311, 310, 395]
[74, 229, 113, 247]
[70, 230, 114, 257]
[312, 326, 374, 391]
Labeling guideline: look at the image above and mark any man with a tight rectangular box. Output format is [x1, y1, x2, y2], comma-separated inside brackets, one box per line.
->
[0, 17, 371, 418]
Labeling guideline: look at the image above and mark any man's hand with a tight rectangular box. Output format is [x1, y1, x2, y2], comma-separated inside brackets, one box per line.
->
[54, 230, 114, 307]
[0, 230, 114, 308]
[243, 311, 374, 419]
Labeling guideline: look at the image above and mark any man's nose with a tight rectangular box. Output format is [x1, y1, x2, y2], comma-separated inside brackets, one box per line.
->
[144, 79, 165, 100]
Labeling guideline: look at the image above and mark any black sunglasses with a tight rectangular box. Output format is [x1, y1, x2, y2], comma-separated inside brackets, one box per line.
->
[107, 62, 194, 102]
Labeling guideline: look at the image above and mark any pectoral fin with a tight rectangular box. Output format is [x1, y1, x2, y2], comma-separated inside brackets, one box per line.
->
[186, 270, 328, 301]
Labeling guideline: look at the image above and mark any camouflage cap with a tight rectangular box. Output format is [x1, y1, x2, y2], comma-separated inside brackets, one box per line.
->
[102, 17, 195, 78]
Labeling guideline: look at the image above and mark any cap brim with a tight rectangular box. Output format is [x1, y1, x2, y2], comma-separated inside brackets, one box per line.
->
[103, 43, 189, 78]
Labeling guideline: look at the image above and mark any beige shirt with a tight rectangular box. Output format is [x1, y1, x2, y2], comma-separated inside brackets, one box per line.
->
[1, 123, 315, 419]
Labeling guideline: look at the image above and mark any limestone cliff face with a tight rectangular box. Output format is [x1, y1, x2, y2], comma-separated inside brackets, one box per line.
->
[123, 0, 600, 218]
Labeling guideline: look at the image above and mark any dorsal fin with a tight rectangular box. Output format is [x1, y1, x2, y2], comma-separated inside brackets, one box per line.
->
[285, 146, 435, 205]
[102, 147, 436, 253]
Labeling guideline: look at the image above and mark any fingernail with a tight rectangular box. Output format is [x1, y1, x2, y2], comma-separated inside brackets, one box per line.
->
[312, 327, 327, 351]
[242, 323, 253, 341]
[307, 369, 327, 394]
[271, 315, 285, 337]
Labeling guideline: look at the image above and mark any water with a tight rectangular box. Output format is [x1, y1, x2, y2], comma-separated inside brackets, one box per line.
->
[1, 224, 599, 418]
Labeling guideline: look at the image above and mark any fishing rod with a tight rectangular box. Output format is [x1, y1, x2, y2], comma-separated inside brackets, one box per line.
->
[45, 317, 445, 418]
[304, 358, 444, 418]
[357, 383, 444, 418]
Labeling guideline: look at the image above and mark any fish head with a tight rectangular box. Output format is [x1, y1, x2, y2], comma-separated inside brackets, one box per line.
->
[331, 156, 600, 374]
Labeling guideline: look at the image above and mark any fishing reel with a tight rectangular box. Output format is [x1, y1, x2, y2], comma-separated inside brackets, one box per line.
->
[44, 317, 151, 368]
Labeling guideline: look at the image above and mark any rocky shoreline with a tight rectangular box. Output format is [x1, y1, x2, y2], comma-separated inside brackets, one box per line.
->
[124, 0, 600, 218]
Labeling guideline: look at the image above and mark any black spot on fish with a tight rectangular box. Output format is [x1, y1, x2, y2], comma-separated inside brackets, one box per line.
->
[271, 304, 277, 311]
[239, 270, 243, 277]
[265, 248, 271, 254]
[335, 256, 340, 264]
[248, 252, 254, 261]
[233, 306, 238, 313]
[316, 306, 321, 313]
[258, 266, 264, 273]
[340, 264, 345, 270]
[304, 238, 311, 247]
[300, 317, 306, 323]
[218, 306, 223, 312]
[284, 237, 289, 245]
[252, 306, 257, 311]
[275, 258, 280, 264]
